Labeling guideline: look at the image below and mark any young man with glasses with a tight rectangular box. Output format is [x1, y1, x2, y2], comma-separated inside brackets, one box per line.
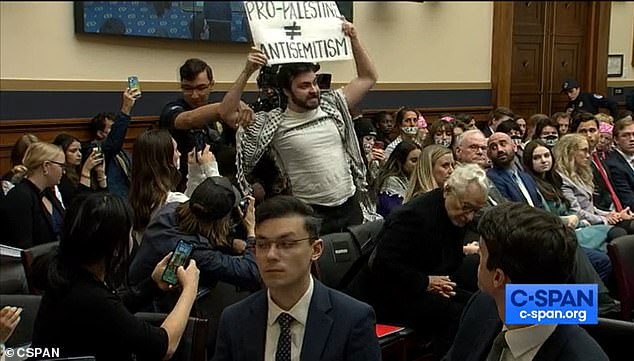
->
[160, 58, 246, 190]
[213, 195, 381, 361]
[368, 163, 489, 358]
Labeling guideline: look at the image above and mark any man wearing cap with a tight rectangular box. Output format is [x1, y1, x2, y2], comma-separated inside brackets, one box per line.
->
[561, 78, 619, 118]
[129, 176, 262, 293]
[354, 118, 385, 184]
[213, 195, 381, 361]
[219, 19, 378, 235]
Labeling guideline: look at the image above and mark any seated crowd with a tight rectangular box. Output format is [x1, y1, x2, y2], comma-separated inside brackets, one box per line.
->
[1, 19, 633, 361]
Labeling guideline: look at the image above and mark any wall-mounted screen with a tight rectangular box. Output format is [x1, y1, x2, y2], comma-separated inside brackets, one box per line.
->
[74, 1, 353, 44]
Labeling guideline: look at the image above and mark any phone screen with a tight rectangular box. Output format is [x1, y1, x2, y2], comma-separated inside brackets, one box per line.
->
[161, 240, 194, 285]
[127, 76, 142, 98]
[373, 140, 385, 149]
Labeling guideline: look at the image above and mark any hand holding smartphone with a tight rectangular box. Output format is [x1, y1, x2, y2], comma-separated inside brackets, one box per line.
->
[127, 76, 142, 99]
[162, 240, 194, 285]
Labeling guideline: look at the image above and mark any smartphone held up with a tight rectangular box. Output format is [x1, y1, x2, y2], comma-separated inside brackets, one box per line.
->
[162, 240, 194, 285]
[127, 76, 142, 99]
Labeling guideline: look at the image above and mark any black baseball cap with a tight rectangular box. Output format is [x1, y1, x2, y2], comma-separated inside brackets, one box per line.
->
[561, 79, 580, 93]
[189, 176, 241, 220]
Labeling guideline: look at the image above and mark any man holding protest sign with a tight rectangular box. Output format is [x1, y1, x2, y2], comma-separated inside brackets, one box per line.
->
[220, 12, 378, 235]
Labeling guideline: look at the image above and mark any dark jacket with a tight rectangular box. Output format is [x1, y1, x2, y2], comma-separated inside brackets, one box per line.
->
[213, 278, 381, 361]
[487, 166, 544, 208]
[0, 179, 64, 249]
[605, 150, 634, 210]
[31, 267, 168, 361]
[91, 111, 133, 200]
[443, 291, 608, 361]
[369, 188, 468, 334]
[128, 202, 261, 292]
[566, 92, 619, 118]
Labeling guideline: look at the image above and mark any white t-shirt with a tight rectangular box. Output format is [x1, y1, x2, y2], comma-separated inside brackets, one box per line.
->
[273, 108, 355, 206]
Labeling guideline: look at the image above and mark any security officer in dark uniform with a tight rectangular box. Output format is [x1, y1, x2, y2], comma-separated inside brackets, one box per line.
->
[561, 78, 619, 118]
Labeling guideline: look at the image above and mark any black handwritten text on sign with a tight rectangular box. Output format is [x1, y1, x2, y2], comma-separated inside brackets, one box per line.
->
[244, 2, 341, 21]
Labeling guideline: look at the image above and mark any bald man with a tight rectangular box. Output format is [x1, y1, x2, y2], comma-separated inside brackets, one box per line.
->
[486, 132, 543, 207]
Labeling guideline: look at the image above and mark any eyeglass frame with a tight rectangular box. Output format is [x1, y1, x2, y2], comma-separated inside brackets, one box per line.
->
[46, 160, 67, 172]
[254, 236, 317, 252]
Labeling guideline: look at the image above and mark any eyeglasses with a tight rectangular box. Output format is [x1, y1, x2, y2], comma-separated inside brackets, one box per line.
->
[466, 144, 488, 152]
[47, 160, 66, 172]
[457, 197, 484, 214]
[255, 237, 314, 252]
[180, 83, 210, 94]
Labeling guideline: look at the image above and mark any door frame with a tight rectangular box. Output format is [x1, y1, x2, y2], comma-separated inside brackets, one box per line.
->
[491, 1, 612, 109]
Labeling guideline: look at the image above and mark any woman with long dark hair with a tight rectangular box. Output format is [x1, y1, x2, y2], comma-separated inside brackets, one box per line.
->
[129, 129, 218, 237]
[31, 192, 200, 360]
[372, 140, 421, 217]
[53, 133, 106, 206]
[523, 139, 617, 283]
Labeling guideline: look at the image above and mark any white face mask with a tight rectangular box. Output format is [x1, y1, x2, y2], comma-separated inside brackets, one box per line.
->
[435, 138, 452, 148]
[511, 136, 523, 146]
[401, 126, 418, 135]
[543, 135, 558, 147]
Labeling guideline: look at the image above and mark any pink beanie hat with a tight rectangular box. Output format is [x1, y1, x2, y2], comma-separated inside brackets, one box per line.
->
[417, 115, 428, 129]
[599, 122, 613, 135]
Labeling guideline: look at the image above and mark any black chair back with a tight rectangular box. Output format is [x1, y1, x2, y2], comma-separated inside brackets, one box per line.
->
[581, 317, 634, 361]
[606, 235, 634, 321]
[0, 293, 42, 347]
[21, 241, 59, 294]
[135, 312, 209, 361]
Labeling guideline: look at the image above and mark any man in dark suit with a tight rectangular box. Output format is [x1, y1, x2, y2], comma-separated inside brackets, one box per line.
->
[486, 132, 543, 207]
[213, 196, 381, 361]
[443, 203, 608, 361]
[605, 118, 634, 210]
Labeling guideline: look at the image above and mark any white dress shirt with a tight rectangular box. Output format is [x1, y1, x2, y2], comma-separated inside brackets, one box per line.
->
[265, 276, 315, 361]
[500, 324, 557, 361]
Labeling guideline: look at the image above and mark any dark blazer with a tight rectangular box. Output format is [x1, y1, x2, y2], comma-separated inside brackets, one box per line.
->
[0, 179, 64, 249]
[368, 188, 469, 339]
[443, 291, 609, 361]
[212, 279, 381, 361]
[591, 156, 616, 212]
[486, 166, 543, 208]
[605, 150, 634, 210]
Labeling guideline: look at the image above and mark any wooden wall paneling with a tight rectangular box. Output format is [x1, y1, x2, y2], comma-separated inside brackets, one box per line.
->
[0, 116, 158, 174]
[493, 1, 610, 117]
[491, 2, 514, 108]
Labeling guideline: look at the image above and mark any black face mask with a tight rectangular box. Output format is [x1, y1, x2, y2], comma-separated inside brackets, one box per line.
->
[511, 136, 523, 145]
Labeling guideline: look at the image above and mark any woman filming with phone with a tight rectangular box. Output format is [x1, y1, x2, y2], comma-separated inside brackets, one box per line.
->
[30, 192, 200, 361]
[53, 133, 107, 206]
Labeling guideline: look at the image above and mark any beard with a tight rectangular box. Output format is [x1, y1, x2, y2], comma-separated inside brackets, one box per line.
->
[491, 151, 514, 167]
[289, 91, 320, 110]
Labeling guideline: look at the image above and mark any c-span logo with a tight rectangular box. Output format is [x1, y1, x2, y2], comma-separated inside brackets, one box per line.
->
[505, 284, 597, 325]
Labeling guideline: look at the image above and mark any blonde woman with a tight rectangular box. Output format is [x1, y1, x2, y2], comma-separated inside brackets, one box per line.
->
[553, 134, 633, 240]
[0, 142, 66, 248]
[404, 145, 454, 202]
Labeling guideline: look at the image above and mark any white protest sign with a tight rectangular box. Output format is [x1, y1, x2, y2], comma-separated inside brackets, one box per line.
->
[243, 1, 352, 65]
